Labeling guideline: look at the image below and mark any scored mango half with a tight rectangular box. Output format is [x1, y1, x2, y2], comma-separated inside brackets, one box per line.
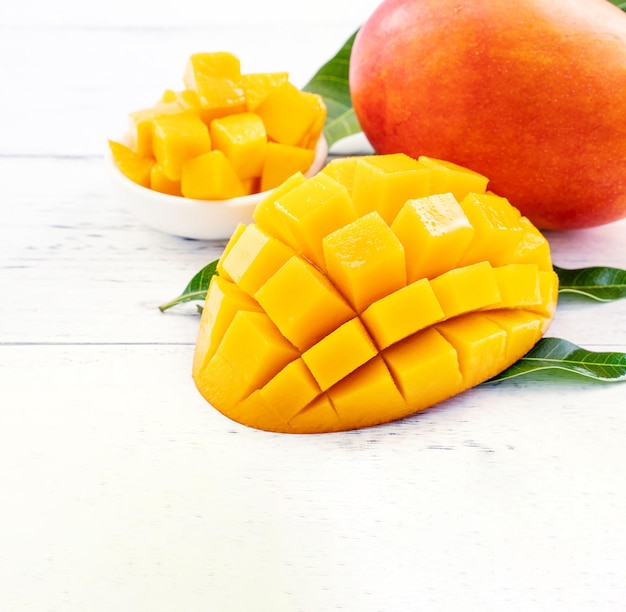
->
[192, 153, 558, 433]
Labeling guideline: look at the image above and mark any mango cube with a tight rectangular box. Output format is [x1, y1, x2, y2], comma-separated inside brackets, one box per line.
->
[182, 52, 245, 122]
[430, 261, 501, 318]
[436, 313, 508, 387]
[108, 140, 154, 188]
[391, 193, 475, 281]
[128, 100, 183, 158]
[252, 172, 308, 245]
[272, 173, 357, 269]
[192, 275, 262, 375]
[210, 112, 267, 179]
[194, 310, 299, 411]
[328, 357, 407, 430]
[320, 156, 365, 194]
[240, 72, 289, 111]
[256, 81, 318, 146]
[351, 154, 431, 224]
[486, 264, 541, 309]
[260, 142, 315, 192]
[217, 223, 295, 296]
[417, 155, 489, 201]
[288, 395, 342, 433]
[458, 193, 525, 266]
[361, 278, 444, 349]
[297, 92, 327, 149]
[150, 164, 182, 196]
[183, 51, 241, 86]
[483, 310, 546, 365]
[181, 150, 246, 200]
[259, 358, 321, 422]
[323, 211, 407, 312]
[302, 318, 377, 391]
[152, 112, 212, 181]
[383, 327, 464, 410]
[254, 256, 354, 351]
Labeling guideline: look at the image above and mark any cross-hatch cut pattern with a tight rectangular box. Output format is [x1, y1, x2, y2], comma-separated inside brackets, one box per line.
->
[192, 153, 559, 433]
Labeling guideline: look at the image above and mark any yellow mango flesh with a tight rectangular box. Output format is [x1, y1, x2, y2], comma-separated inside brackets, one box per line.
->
[152, 112, 212, 181]
[209, 112, 267, 179]
[192, 154, 558, 433]
[255, 81, 321, 147]
[260, 142, 315, 192]
[108, 140, 154, 188]
[111, 51, 324, 201]
[181, 150, 245, 200]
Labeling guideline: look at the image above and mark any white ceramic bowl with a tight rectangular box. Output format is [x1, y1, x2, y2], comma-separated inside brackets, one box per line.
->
[106, 135, 328, 240]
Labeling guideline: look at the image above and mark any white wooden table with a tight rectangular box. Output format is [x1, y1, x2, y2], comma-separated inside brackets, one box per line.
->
[1, 2, 626, 610]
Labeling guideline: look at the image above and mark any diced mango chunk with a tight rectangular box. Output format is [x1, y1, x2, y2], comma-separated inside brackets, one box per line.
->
[254, 256, 354, 351]
[217, 223, 295, 295]
[194, 310, 299, 411]
[436, 313, 508, 387]
[183, 53, 246, 123]
[256, 81, 319, 146]
[360, 278, 444, 349]
[288, 395, 342, 434]
[260, 142, 315, 192]
[240, 72, 289, 111]
[391, 193, 475, 281]
[328, 356, 407, 430]
[298, 92, 327, 149]
[183, 51, 242, 87]
[483, 310, 546, 365]
[229, 391, 290, 434]
[458, 193, 525, 266]
[181, 150, 246, 200]
[252, 172, 308, 245]
[484, 264, 541, 310]
[320, 156, 366, 194]
[323, 212, 407, 313]
[506, 217, 553, 271]
[210, 112, 267, 180]
[150, 164, 182, 196]
[351, 154, 431, 224]
[526, 270, 560, 325]
[108, 140, 154, 188]
[128, 100, 183, 158]
[259, 358, 321, 422]
[152, 112, 212, 181]
[429, 261, 501, 319]
[272, 173, 357, 269]
[383, 327, 464, 410]
[302, 318, 377, 391]
[192, 275, 262, 377]
[417, 155, 489, 201]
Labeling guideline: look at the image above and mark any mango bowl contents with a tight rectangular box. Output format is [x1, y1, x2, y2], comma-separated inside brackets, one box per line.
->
[107, 51, 328, 240]
[192, 153, 559, 433]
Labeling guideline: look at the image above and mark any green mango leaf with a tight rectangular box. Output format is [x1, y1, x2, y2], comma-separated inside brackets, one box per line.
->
[158, 259, 218, 312]
[555, 265, 626, 302]
[302, 30, 363, 148]
[608, 0, 626, 10]
[487, 337, 626, 383]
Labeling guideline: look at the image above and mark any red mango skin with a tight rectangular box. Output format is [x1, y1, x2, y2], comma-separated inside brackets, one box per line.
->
[349, 0, 626, 229]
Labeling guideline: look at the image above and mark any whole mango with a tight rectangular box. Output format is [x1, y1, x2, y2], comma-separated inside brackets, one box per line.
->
[349, 0, 626, 230]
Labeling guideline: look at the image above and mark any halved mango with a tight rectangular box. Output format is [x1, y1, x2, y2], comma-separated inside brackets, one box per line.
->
[192, 153, 558, 433]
